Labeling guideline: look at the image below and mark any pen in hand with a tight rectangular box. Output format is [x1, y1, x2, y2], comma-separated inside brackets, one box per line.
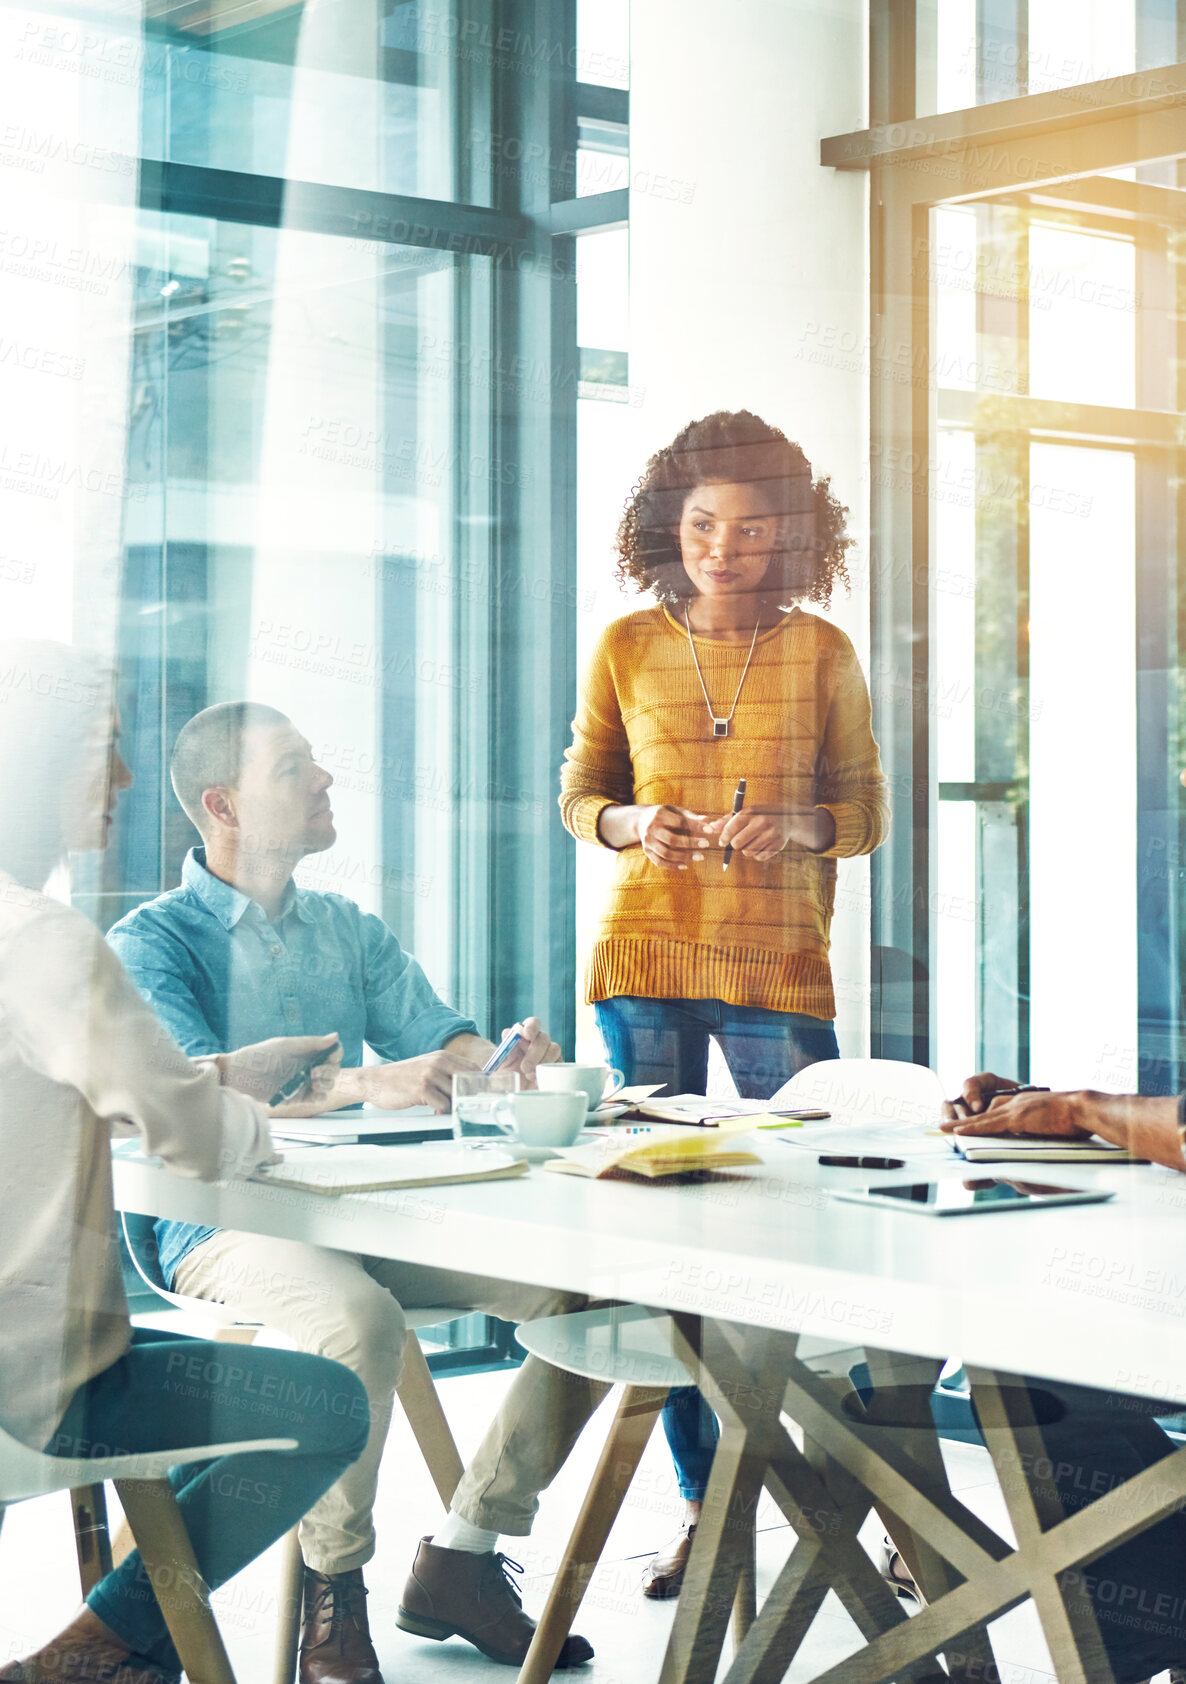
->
[722, 777, 746, 873]
[948, 1082, 1050, 1119]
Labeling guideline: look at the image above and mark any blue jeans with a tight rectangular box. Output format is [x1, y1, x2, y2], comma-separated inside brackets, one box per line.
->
[48, 1328, 369, 1677]
[595, 995, 839, 1502]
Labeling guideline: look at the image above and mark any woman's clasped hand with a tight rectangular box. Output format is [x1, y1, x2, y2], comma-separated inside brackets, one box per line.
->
[633, 803, 838, 868]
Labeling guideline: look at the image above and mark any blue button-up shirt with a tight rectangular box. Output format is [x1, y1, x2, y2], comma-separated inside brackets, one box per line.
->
[108, 847, 478, 1284]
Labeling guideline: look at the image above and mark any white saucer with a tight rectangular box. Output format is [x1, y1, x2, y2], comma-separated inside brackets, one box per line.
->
[516, 1130, 602, 1163]
[589, 1100, 631, 1123]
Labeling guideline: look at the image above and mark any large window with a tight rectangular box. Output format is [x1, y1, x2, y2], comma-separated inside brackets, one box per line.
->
[831, 0, 1186, 1093]
[4, 0, 631, 1369]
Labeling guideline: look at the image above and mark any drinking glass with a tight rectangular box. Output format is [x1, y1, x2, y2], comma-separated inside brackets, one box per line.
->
[452, 1070, 521, 1147]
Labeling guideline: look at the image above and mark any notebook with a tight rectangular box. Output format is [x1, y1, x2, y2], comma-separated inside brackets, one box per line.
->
[252, 1144, 529, 1196]
[544, 1120, 763, 1181]
[952, 1135, 1147, 1165]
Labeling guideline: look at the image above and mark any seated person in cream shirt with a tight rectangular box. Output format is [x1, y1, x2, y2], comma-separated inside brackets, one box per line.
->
[0, 641, 368, 1684]
[107, 703, 608, 1683]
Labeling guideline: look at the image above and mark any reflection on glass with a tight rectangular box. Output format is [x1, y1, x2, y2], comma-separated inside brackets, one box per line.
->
[933, 425, 976, 1096]
[934, 428, 976, 784]
[576, 0, 629, 89]
[0, 5, 139, 654]
[1028, 224, 1135, 408]
[933, 0, 975, 114]
[1027, 0, 1134, 93]
[573, 206, 632, 1061]
[1028, 443, 1136, 1091]
[935, 800, 978, 1094]
[137, 0, 482, 202]
[932, 207, 976, 391]
[576, 147, 629, 198]
[573, 393, 637, 1062]
[113, 213, 480, 969]
[576, 228, 629, 353]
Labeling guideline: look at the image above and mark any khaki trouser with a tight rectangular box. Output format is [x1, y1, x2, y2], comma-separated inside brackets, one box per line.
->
[172, 1231, 611, 1574]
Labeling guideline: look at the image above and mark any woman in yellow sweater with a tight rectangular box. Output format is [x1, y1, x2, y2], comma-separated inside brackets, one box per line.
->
[560, 408, 889, 1593]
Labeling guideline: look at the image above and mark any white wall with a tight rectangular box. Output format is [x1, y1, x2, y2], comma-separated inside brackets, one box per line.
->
[628, 0, 873, 1053]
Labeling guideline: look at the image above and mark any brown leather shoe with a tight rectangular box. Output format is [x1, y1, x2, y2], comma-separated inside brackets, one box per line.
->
[396, 1537, 593, 1667]
[299, 1569, 383, 1684]
[0, 1604, 176, 1682]
[641, 1523, 695, 1599]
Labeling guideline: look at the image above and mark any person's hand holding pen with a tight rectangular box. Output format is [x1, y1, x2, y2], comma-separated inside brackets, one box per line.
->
[596, 800, 838, 869]
[700, 804, 838, 863]
[942, 1077, 1186, 1172]
[939, 1072, 1093, 1140]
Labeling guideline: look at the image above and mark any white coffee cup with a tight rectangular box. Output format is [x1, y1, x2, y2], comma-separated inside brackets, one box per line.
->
[535, 1063, 626, 1113]
[495, 1090, 588, 1148]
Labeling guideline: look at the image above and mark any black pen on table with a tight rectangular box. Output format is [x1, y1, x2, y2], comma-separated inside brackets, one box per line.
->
[722, 777, 746, 872]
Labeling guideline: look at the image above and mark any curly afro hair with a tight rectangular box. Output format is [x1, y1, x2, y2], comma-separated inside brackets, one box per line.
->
[614, 410, 853, 608]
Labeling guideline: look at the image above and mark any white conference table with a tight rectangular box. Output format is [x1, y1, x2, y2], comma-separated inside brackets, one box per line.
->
[115, 1121, 1186, 1399]
[114, 1118, 1186, 1684]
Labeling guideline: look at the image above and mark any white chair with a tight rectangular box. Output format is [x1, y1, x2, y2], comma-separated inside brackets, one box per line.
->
[0, 1405, 296, 1684]
[770, 1056, 946, 1128]
[510, 1305, 757, 1684]
[120, 1212, 466, 1684]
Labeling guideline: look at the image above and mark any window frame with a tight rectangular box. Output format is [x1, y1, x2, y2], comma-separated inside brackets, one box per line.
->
[831, 0, 1186, 1087]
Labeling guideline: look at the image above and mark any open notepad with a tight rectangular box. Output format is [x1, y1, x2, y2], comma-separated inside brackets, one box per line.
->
[544, 1120, 763, 1181]
[252, 1145, 529, 1196]
[620, 1093, 827, 1127]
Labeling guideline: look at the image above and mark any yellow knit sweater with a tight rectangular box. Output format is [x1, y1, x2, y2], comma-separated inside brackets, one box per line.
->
[560, 605, 890, 1018]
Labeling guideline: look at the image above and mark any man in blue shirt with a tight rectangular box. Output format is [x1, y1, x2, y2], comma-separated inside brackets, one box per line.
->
[109, 703, 604, 1684]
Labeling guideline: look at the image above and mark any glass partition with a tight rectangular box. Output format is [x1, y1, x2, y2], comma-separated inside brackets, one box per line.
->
[1, 0, 619, 1379]
[887, 55, 1186, 1092]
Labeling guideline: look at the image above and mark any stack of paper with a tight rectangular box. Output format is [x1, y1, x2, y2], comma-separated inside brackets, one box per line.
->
[252, 1145, 529, 1196]
[544, 1121, 762, 1181]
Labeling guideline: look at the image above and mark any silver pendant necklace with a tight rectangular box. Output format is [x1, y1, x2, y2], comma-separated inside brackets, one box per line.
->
[683, 605, 762, 738]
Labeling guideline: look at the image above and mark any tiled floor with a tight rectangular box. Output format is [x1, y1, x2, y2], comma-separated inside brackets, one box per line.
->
[0, 1364, 1177, 1682]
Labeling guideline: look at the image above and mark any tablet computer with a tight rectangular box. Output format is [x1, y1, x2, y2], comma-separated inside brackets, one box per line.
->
[830, 1179, 1114, 1216]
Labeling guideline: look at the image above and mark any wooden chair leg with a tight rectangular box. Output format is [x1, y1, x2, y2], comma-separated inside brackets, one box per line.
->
[271, 1527, 303, 1684]
[114, 1476, 237, 1684]
[519, 1386, 667, 1684]
[70, 1484, 113, 1593]
[731, 1509, 758, 1651]
[396, 1332, 464, 1509]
